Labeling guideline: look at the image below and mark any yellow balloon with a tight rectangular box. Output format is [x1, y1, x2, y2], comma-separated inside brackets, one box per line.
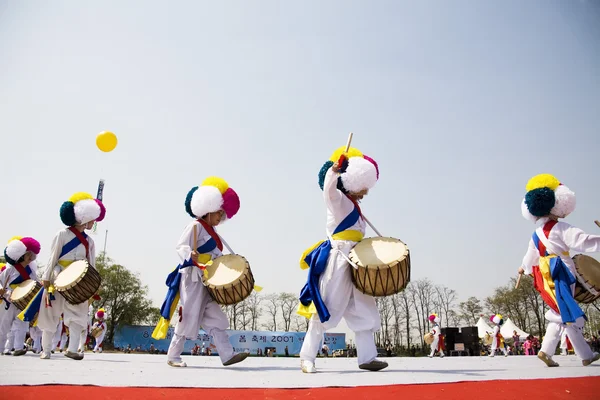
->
[96, 131, 118, 152]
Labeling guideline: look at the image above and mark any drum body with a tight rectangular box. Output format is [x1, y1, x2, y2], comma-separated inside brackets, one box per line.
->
[10, 280, 42, 311]
[349, 237, 411, 297]
[424, 333, 434, 345]
[483, 333, 493, 346]
[204, 254, 254, 305]
[91, 326, 104, 338]
[573, 255, 600, 304]
[54, 260, 102, 305]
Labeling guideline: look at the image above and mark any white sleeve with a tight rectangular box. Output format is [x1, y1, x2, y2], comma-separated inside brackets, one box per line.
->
[43, 231, 65, 281]
[0, 268, 9, 291]
[521, 238, 539, 275]
[323, 168, 354, 224]
[175, 222, 196, 264]
[560, 224, 600, 253]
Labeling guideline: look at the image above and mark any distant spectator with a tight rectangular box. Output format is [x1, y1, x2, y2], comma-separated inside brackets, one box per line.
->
[285, 346, 289, 357]
[149, 343, 156, 354]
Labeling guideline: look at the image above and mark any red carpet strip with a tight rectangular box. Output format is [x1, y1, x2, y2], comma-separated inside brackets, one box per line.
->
[4, 377, 599, 400]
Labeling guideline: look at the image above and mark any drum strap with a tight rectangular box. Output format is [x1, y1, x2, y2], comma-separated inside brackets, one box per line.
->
[197, 219, 223, 252]
[67, 227, 90, 261]
[12, 263, 31, 283]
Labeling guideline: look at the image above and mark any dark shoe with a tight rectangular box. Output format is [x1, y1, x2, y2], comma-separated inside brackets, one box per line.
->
[538, 351, 559, 367]
[223, 352, 249, 366]
[582, 352, 600, 366]
[64, 351, 84, 360]
[13, 349, 27, 356]
[359, 359, 388, 371]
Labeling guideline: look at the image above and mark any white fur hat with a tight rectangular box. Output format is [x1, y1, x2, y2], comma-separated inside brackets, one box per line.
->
[522, 174, 576, 221]
[4, 237, 41, 265]
[318, 146, 379, 194]
[185, 177, 240, 220]
[60, 192, 106, 226]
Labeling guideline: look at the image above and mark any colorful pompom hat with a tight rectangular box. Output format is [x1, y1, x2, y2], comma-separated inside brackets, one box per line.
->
[4, 236, 41, 265]
[96, 308, 106, 320]
[318, 146, 379, 194]
[521, 174, 576, 222]
[428, 313, 440, 324]
[185, 177, 240, 221]
[490, 314, 503, 325]
[60, 192, 106, 226]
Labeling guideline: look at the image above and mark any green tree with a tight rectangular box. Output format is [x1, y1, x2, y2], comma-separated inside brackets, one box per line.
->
[458, 296, 483, 326]
[95, 253, 160, 346]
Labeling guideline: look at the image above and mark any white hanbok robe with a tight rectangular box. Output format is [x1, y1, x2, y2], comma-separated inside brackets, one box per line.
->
[300, 168, 381, 366]
[521, 217, 600, 361]
[166, 220, 233, 364]
[37, 228, 96, 353]
[0, 261, 39, 352]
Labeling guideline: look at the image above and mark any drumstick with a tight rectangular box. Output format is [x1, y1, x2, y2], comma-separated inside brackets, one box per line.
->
[515, 274, 522, 289]
[219, 234, 235, 255]
[363, 214, 383, 237]
[344, 132, 354, 153]
[595, 220, 600, 228]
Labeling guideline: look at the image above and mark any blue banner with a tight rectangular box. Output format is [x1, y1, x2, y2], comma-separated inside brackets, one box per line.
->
[114, 325, 345, 355]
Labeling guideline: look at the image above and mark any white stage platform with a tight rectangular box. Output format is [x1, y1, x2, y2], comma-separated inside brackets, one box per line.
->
[1, 353, 599, 388]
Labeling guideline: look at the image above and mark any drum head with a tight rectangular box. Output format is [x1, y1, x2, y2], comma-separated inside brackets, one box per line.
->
[10, 279, 37, 301]
[54, 260, 89, 288]
[574, 255, 600, 287]
[350, 237, 409, 267]
[205, 255, 247, 286]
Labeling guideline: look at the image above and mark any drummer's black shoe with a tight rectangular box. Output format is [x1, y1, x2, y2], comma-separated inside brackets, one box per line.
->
[13, 349, 27, 356]
[223, 352, 249, 366]
[64, 351, 84, 360]
[359, 359, 389, 371]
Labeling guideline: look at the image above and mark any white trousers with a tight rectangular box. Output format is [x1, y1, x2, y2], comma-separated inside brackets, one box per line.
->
[30, 326, 42, 352]
[94, 331, 105, 352]
[37, 288, 88, 353]
[541, 310, 593, 361]
[430, 338, 444, 356]
[167, 268, 232, 363]
[0, 305, 28, 352]
[299, 242, 380, 365]
[490, 337, 508, 356]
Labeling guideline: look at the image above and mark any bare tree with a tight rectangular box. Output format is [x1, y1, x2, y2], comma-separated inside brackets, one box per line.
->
[376, 297, 394, 347]
[246, 292, 263, 331]
[264, 293, 279, 331]
[279, 293, 299, 332]
[292, 315, 310, 332]
[435, 285, 457, 328]
[396, 290, 413, 348]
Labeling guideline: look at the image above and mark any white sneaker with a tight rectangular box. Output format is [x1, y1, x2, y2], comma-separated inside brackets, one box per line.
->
[40, 352, 51, 360]
[167, 360, 187, 367]
[301, 360, 316, 373]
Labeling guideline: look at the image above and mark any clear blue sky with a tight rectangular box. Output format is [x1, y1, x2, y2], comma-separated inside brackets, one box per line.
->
[1, 1, 599, 335]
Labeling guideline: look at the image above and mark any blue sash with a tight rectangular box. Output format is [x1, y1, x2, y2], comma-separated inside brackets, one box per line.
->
[158, 239, 219, 319]
[10, 265, 33, 286]
[298, 207, 360, 323]
[59, 232, 88, 259]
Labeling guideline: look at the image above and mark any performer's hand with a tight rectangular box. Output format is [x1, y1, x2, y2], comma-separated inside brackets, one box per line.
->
[0, 288, 5, 297]
[332, 161, 342, 173]
[518, 267, 525, 275]
[191, 250, 199, 260]
[43, 280, 52, 289]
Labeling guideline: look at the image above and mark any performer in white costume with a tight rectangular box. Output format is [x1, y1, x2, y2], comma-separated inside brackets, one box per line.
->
[153, 177, 248, 368]
[428, 314, 445, 358]
[560, 328, 573, 356]
[0, 237, 41, 356]
[488, 314, 508, 357]
[77, 302, 94, 353]
[29, 325, 42, 353]
[33, 192, 105, 360]
[298, 146, 387, 373]
[51, 314, 64, 351]
[92, 308, 107, 353]
[519, 174, 600, 367]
